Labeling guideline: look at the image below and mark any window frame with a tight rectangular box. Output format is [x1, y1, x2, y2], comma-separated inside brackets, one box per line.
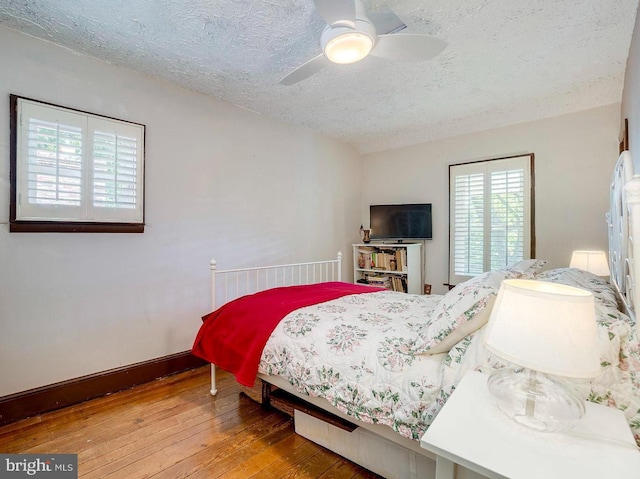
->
[9, 94, 146, 233]
[448, 153, 536, 286]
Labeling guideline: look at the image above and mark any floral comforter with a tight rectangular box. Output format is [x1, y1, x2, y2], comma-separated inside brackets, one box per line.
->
[257, 274, 640, 445]
[259, 290, 450, 440]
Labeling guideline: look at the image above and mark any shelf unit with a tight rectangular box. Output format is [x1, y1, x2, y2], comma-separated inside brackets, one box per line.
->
[352, 242, 422, 294]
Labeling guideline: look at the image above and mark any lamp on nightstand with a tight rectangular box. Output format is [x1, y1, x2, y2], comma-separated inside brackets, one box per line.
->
[570, 250, 610, 277]
[483, 279, 600, 433]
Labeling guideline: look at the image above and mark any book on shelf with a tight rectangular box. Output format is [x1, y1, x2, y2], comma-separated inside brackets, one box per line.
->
[366, 274, 390, 282]
[363, 275, 407, 292]
[390, 276, 407, 293]
[396, 249, 407, 272]
[365, 274, 392, 289]
[395, 250, 403, 272]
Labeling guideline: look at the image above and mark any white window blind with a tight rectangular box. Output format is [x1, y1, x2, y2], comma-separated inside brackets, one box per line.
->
[452, 172, 485, 277]
[15, 98, 145, 227]
[92, 130, 138, 210]
[449, 155, 533, 285]
[27, 118, 83, 208]
[489, 168, 525, 270]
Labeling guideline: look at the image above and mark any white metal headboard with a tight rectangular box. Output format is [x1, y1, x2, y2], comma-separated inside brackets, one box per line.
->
[206, 252, 342, 395]
[608, 150, 640, 335]
[210, 252, 343, 311]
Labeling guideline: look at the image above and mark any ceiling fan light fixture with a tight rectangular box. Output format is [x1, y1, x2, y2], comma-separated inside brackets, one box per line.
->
[279, 0, 447, 85]
[324, 31, 374, 64]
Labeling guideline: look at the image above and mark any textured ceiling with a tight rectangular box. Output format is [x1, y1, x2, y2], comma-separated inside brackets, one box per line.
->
[0, 0, 638, 153]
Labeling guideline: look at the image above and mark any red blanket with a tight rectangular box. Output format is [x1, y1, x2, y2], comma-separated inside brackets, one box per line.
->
[192, 281, 382, 387]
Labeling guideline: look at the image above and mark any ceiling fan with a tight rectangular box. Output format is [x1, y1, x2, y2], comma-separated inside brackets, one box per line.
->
[279, 0, 447, 86]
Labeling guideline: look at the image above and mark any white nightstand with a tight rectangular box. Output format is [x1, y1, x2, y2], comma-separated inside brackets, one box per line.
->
[420, 371, 640, 479]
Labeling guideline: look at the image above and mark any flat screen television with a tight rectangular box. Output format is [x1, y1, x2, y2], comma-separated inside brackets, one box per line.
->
[369, 203, 432, 240]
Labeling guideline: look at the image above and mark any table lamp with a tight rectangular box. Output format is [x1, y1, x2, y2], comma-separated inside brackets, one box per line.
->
[483, 279, 600, 433]
[569, 250, 610, 276]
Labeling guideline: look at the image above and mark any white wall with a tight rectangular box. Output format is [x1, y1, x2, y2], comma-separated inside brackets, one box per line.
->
[0, 27, 362, 396]
[361, 104, 620, 294]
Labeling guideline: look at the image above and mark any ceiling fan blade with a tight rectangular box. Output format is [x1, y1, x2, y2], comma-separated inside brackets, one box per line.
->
[368, 6, 407, 35]
[279, 54, 331, 86]
[370, 33, 447, 62]
[314, 0, 356, 27]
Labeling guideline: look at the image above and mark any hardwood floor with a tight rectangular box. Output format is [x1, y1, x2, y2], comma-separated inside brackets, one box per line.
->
[0, 366, 381, 478]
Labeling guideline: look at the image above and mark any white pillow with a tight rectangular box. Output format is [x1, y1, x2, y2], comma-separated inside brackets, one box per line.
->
[419, 260, 547, 354]
[425, 295, 497, 354]
[418, 269, 515, 354]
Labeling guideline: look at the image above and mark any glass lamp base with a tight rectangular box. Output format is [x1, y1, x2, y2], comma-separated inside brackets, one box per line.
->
[487, 367, 585, 433]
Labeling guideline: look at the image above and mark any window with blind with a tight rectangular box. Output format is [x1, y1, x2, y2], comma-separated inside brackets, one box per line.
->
[10, 95, 145, 232]
[449, 154, 534, 285]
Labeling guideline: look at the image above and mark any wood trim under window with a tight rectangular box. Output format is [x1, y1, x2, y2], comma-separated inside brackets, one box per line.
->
[9, 94, 146, 233]
[10, 221, 144, 233]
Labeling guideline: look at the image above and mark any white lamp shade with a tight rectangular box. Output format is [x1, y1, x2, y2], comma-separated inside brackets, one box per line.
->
[483, 279, 601, 378]
[570, 250, 610, 276]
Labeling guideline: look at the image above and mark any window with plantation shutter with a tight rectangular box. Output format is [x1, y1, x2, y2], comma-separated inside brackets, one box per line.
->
[449, 154, 534, 285]
[26, 118, 83, 209]
[10, 95, 145, 232]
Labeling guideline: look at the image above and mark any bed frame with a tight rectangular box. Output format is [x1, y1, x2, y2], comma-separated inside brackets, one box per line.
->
[208, 251, 451, 478]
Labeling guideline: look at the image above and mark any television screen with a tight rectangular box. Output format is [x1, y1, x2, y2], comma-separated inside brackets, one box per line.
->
[370, 204, 432, 240]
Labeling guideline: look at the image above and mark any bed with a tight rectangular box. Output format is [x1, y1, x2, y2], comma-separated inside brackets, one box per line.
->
[192, 152, 640, 478]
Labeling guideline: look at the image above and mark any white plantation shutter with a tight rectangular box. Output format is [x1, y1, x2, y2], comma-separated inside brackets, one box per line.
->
[88, 117, 144, 222]
[27, 119, 82, 207]
[490, 168, 525, 270]
[93, 131, 136, 209]
[453, 172, 484, 277]
[15, 98, 144, 225]
[449, 155, 533, 285]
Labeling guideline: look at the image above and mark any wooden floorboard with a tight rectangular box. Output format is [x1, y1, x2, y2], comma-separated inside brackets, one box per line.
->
[0, 366, 380, 478]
